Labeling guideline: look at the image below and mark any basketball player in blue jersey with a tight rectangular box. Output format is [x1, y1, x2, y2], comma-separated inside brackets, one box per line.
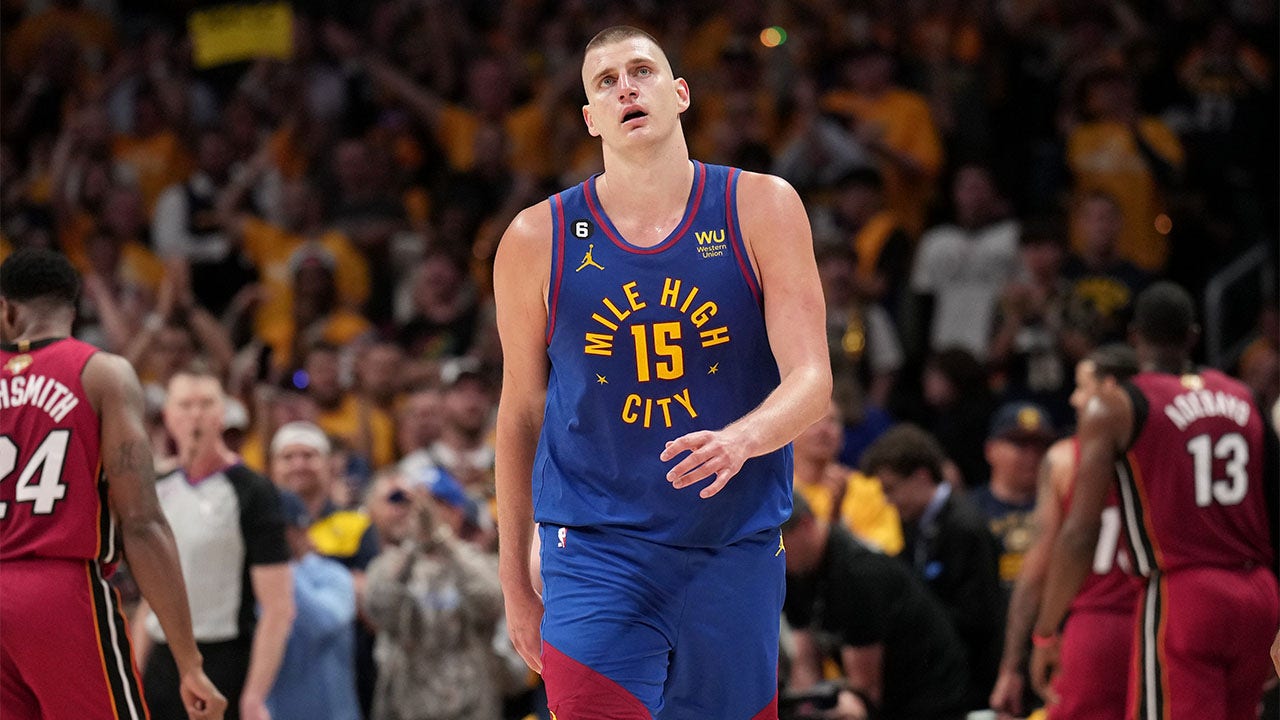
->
[493, 25, 831, 720]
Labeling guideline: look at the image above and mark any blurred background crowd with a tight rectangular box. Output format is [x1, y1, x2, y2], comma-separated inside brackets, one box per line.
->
[2, 0, 1276, 718]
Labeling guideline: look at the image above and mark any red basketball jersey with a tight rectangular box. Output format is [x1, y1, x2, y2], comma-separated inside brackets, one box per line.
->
[1065, 438, 1139, 614]
[1117, 369, 1272, 575]
[0, 338, 116, 564]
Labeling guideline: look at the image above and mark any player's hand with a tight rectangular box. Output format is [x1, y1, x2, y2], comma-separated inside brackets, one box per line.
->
[661, 429, 749, 499]
[989, 666, 1024, 718]
[1029, 636, 1061, 706]
[503, 582, 545, 673]
[179, 668, 227, 720]
[1271, 627, 1280, 678]
[825, 689, 869, 720]
[239, 692, 270, 720]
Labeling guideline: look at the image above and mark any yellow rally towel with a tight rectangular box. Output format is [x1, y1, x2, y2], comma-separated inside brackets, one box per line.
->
[189, 2, 293, 69]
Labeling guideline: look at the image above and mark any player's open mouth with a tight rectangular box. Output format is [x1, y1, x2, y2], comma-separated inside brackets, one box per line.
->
[622, 110, 647, 123]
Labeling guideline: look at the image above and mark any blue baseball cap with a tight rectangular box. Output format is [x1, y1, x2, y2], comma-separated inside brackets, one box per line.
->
[411, 465, 480, 524]
[988, 402, 1056, 442]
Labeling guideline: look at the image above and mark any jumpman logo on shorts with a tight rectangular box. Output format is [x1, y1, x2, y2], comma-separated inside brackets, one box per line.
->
[576, 244, 605, 272]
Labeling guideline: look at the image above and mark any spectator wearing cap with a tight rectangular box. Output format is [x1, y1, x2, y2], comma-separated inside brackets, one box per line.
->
[363, 465, 483, 552]
[267, 490, 361, 720]
[861, 424, 1003, 712]
[363, 479, 505, 720]
[269, 420, 380, 715]
[365, 469, 416, 551]
[970, 402, 1058, 589]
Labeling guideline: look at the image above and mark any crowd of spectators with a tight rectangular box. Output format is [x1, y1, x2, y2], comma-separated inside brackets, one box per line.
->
[3, 0, 1276, 718]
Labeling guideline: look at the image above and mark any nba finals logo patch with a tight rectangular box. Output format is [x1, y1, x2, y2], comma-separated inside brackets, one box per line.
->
[1179, 374, 1204, 390]
[557, 527, 568, 548]
[694, 228, 727, 259]
[4, 354, 32, 375]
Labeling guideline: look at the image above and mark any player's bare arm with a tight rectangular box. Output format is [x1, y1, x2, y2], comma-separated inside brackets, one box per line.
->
[86, 352, 227, 720]
[662, 173, 831, 497]
[493, 201, 552, 672]
[1031, 389, 1129, 697]
[992, 438, 1071, 714]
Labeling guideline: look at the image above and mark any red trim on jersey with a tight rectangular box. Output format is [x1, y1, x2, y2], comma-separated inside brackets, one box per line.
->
[584, 162, 707, 255]
[547, 193, 567, 345]
[542, 642, 651, 719]
[724, 168, 762, 305]
[749, 690, 779, 720]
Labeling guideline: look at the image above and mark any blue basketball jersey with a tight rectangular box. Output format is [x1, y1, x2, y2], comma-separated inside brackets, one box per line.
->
[534, 161, 792, 547]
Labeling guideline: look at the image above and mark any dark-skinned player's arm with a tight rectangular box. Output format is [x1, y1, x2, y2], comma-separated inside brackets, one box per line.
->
[85, 352, 227, 720]
[1030, 388, 1130, 698]
[662, 173, 832, 497]
[493, 201, 552, 673]
[991, 439, 1071, 714]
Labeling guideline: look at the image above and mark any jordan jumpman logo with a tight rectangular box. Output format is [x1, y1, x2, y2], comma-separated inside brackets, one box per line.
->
[576, 244, 605, 272]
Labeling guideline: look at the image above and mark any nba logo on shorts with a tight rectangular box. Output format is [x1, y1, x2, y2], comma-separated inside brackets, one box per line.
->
[557, 527, 568, 548]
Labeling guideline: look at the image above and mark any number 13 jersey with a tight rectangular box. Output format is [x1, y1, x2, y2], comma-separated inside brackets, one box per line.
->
[0, 337, 115, 565]
[1118, 369, 1272, 575]
[535, 162, 791, 548]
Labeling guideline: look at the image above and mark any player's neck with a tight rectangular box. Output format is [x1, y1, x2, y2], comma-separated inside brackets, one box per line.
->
[7, 320, 71, 345]
[598, 141, 693, 219]
[1140, 348, 1192, 375]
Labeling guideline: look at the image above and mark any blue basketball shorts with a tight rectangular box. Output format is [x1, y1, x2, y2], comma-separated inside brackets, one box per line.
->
[538, 523, 785, 719]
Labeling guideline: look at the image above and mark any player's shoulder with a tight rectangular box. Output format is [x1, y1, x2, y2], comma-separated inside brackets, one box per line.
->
[497, 199, 554, 257]
[732, 170, 800, 205]
[1200, 367, 1255, 397]
[80, 348, 141, 401]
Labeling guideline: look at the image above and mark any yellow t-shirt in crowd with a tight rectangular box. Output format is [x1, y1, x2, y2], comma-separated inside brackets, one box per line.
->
[316, 394, 397, 470]
[240, 217, 370, 344]
[795, 470, 904, 556]
[1067, 118, 1185, 272]
[437, 103, 549, 178]
[822, 88, 944, 237]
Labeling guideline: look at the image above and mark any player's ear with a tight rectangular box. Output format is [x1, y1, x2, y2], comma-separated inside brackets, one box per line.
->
[583, 105, 600, 137]
[674, 77, 690, 114]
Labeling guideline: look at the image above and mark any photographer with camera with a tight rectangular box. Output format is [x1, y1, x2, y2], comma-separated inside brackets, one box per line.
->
[782, 495, 969, 720]
[362, 472, 504, 720]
